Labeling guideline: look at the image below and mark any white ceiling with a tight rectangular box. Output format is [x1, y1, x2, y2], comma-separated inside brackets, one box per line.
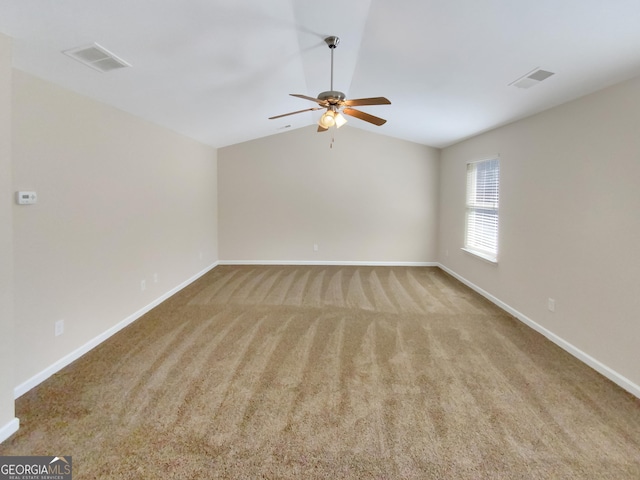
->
[2, 0, 640, 149]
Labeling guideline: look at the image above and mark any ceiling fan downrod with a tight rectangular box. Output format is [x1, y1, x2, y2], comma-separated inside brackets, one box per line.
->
[325, 36, 339, 92]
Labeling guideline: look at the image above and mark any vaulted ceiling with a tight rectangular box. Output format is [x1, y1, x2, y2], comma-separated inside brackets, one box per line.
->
[2, 0, 640, 149]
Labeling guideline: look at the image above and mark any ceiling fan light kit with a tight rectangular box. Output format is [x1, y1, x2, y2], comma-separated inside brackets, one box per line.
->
[269, 36, 390, 133]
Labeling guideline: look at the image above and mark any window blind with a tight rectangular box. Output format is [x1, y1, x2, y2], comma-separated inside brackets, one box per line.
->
[465, 158, 500, 260]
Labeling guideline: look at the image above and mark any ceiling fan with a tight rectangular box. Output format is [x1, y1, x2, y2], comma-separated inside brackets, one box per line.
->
[269, 36, 391, 132]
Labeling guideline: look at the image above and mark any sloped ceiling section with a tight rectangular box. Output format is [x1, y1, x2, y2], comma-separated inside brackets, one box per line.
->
[2, 0, 640, 148]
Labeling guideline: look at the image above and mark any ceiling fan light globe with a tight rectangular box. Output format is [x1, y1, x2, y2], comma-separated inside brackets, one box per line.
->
[318, 111, 336, 128]
[334, 112, 347, 128]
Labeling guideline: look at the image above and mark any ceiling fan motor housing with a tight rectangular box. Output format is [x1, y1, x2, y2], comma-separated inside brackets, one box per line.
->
[318, 90, 346, 105]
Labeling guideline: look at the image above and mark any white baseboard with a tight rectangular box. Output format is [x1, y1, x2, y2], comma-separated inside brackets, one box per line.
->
[437, 263, 640, 399]
[0, 417, 19, 444]
[14, 262, 219, 399]
[218, 260, 438, 267]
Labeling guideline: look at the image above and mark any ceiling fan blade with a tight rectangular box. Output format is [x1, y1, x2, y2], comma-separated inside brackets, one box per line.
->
[291, 93, 322, 103]
[269, 107, 323, 120]
[343, 97, 391, 107]
[317, 125, 329, 133]
[290, 93, 328, 106]
[342, 107, 387, 126]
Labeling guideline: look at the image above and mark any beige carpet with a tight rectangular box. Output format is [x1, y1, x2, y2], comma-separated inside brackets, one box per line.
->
[2, 265, 640, 479]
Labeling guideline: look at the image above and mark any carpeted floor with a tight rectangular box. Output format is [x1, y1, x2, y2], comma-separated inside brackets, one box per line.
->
[2, 265, 640, 479]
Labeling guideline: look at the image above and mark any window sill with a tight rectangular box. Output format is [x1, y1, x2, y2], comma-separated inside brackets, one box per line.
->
[461, 248, 498, 265]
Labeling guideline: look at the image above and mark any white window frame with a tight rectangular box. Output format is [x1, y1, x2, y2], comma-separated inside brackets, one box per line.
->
[463, 157, 500, 263]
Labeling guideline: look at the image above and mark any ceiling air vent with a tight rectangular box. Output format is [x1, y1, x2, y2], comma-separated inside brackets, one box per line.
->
[509, 67, 555, 89]
[63, 43, 131, 73]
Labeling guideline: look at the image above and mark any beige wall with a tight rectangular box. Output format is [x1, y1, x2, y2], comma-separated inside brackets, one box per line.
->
[439, 75, 640, 390]
[218, 126, 439, 263]
[0, 34, 17, 442]
[12, 71, 218, 389]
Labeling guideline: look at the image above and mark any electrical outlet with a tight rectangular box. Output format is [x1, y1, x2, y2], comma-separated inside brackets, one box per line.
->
[153, 273, 158, 283]
[313, 243, 319, 252]
[55, 319, 64, 337]
[199, 251, 203, 260]
[548, 298, 555, 312]
[141, 280, 146, 291]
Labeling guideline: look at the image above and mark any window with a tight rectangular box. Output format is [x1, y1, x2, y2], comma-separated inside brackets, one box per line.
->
[464, 157, 500, 263]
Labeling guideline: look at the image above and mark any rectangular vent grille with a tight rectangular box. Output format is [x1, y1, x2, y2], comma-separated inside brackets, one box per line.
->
[63, 43, 131, 73]
[510, 68, 555, 89]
